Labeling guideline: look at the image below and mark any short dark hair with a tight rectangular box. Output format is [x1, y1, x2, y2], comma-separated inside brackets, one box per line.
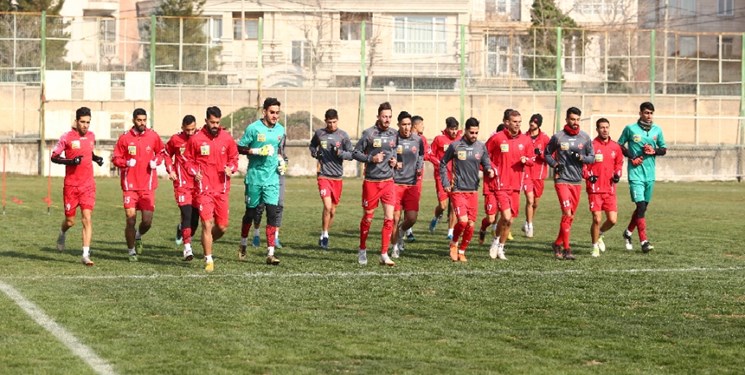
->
[502, 108, 514, 121]
[465, 117, 480, 130]
[566, 107, 582, 118]
[445, 116, 459, 129]
[206, 106, 221, 119]
[378, 102, 392, 115]
[411, 115, 423, 124]
[507, 110, 521, 119]
[596, 117, 610, 127]
[133, 108, 147, 118]
[75, 107, 91, 120]
[324, 108, 338, 120]
[397, 111, 411, 123]
[496, 124, 505, 132]
[182, 115, 196, 126]
[263, 97, 281, 110]
[640, 102, 655, 112]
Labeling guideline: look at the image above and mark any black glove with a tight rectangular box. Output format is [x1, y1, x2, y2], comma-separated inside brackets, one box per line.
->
[554, 164, 564, 174]
[92, 154, 104, 166]
[330, 145, 339, 157]
[570, 151, 581, 160]
[534, 148, 541, 156]
[72, 155, 83, 165]
[612, 174, 620, 184]
[588, 175, 598, 183]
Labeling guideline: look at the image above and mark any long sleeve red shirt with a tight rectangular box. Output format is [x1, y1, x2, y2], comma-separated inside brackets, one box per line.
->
[184, 127, 239, 195]
[112, 127, 165, 191]
[486, 128, 534, 192]
[164, 132, 195, 190]
[584, 137, 624, 194]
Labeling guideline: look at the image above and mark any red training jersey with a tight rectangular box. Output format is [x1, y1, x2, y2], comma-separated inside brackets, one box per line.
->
[112, 127, 166, 191]
[427, 130, 462, 178]
[184, 127, 239, 195]
[485, 128, 534, 192]
[51, 129, 96, 187]
[164, 132, 195, 190]
[525, 130, 551, 181]
[583, 136, 624, 194]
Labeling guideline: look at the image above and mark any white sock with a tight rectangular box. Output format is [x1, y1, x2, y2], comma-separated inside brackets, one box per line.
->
[322, 230, 329, 238]
[253, 228, 260, 237]
[406, 228, 413, 235]
[205, 255, 213, 262]
[240, 237, 248, 246]
[491, 224, 498, 232]
[447, 228, 454, 237]
[128, 248, 136, 256]
[275, 230, 280, 240]
[135, 230, 141, 240]
[82, 246, 90, 257]
[267, 246, 275, 256]
[184, 243, 192, 252]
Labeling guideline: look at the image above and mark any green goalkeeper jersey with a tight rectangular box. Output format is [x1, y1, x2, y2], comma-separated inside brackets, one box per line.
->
[617, 121, 666, 182]
[238, 119, 285, 186]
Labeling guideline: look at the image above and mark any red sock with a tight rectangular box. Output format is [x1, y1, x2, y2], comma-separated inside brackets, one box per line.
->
[452, 221, 467, 244]
[637, 218, 647, 242]
[560, 215, 573, 249]
[460, 225, 474, 250]
[266, 225, 276, 248]
[381, 219, 394, 254]
[627, 210, 638, 233]
[359, 217, 372, 250]
[182, 227, 192, 245]
[479, 217, 491, 232]
[241, 222, 251, 238]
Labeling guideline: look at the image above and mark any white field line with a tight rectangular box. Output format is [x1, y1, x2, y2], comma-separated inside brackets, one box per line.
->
[2, 266, 744, 282]
[0, 281, 117, 375]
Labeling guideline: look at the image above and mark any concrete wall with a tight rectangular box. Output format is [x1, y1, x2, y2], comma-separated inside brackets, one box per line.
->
[2, 139, 743, 181]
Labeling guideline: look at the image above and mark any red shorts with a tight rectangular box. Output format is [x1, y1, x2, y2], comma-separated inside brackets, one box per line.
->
[555, 183, 581, 214]
[196, 192, 230, 227]
[173, 187, 195, 207]
[450, 192, 478, 222]
[395, 184, 420, 212]
[483, 193, 497, 216]
[434, 174, 449, 202]
[63, 184, 96, 217]
[123, 190, 155, 211]
[362, 179, 396, 210]
[496, 190, 521, 216]
[523, 178, 545, 198]
[588, 192, 617, 212]
[318, 177, 343, 206]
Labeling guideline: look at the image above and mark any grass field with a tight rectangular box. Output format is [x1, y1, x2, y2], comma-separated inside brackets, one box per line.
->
[1, 175, 744, 374]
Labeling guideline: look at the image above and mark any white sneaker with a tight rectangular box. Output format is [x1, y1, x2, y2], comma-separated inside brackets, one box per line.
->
[598, 235, 606, 252]
[81, 256, 94, 266]
[592, 244, 600, 257]
[380, 253, 396, 266]
[623, 230, 633, 251]
[489, 238, 500, 259]
[497, 247, 507, 260]
[183, 248, 194, 261]
[526, 225, 534, 238]
[358, 249, 367, 265]
[521, 222, 528, 233]
[391, 245, 400, 259]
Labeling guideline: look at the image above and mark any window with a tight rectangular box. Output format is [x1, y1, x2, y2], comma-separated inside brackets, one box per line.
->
[670, 0, 696, 17]
[204, 17, 222, 43]
[340, 12, 372, 40]
[717, 0, 733, 16]
[679, 36, 696, 57]
[100, 17, 116, 43]
[486, 0, 521, 20]
[233, 12, 260, 40]
[563, 35, 584, 73]
[577, 0, 622, 15]
[485, 35, 521, 76]
[292, 40, 311, 68]
[393, 16, 447, 55]
[719, 37, 733, 58]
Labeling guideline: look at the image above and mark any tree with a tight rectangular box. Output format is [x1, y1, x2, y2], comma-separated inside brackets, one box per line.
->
[140, 0, 222, 85]
[0, 0, 69, 81]
[522, 0, 582, 91]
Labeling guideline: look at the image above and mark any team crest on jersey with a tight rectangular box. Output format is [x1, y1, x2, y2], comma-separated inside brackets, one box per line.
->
[500, 144, 509, 152]
[457, 150, 467, 160]
[560, 142, 569, 151]
[373, 138, 382, 148]
[200, 144, 210, 155]
[633, 134, 642, 143]
[277, 135, 283, 142]
[595, 153, 604, 162]
[179, 146, 186, 155]
[321, 141, 328, 149]
[71, 140, 80, 149]
[653, 136, 658, 141]
[475, 153, 481, 159]
[611, 151, 616, 158]
[411, 146, 417, 153]
[128, 145, 137, 155]
[258, 133, 266, 142]
[518, 144, 524, 151]
[335, 142, 341, 147]
[389, 140, 396, 147]
[221, 146, 226, 154]
[578, 144, 584, 150]
[397, 145, 403, 154]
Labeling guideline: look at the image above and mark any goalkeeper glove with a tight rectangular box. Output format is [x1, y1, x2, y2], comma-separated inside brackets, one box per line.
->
[278, 158, 287, 175]
[126, 159, 137, 167]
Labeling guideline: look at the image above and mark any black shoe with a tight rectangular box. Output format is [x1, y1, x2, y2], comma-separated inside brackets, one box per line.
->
[563, 249, 576, 260]
[478, 231, 486, 245]
[641, 241, 654, 253]
[552, 243, 564, 260]
[175, 224, 183, 245]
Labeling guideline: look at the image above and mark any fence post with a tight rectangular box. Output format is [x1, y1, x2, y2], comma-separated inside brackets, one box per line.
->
[459, 24, 465, 126]
[257, 17, 263, 111]
[554, 27, 562, 133]
[650, 29, 656, 102]
[150, 14, 156, 129]
[738, 33, 745, 181]
[38, 11, 47, 176]
[357, 21, 367, 140]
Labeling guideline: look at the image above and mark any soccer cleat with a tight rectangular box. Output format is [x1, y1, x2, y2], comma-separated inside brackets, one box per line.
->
[489, 239, 500, 259]
[319, 237, 329, 250]
[252, 235, 260, 247]
[358, 249, 368, 265]
[56, 233, 66, 251]
[266, 255, 281, 265]
[449, 242, 459, 262]
[592, 245, 600, 258]
[135, 239, 143, 255]
[552, 243, 564, 260]
[183, 249, 194, 262]
[497, 248, 507, 260]
[238, 244, 247, 261]
[641, 241, 654, 253]
[175, 224, 183, 245]
[380, 253, 396, 267]
[563, 249, 576, 260]
[458, 252, 468, 262]
[623, 230, 633, 251]
[129, 253, 138, 262]
[81, 256, 94, 267]
[507, 231, 514, 241]
[598, 235, 606, 252]
[447, 233, 453, 240]
[406, 230, 416, 242]
[478, 230, 486, 245]
[275, 238, 283, 249]
[205, 259, 214, 272]
[391, 246, 400, 259]
[428, 218, 439, 233]
[526, 226, 534, 238]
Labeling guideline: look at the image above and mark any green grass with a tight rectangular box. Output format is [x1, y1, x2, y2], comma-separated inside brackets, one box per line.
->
[1, 175, 744, 374]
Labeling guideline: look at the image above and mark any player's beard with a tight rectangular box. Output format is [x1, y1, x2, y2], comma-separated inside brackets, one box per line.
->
[209, 127, 220, 137]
